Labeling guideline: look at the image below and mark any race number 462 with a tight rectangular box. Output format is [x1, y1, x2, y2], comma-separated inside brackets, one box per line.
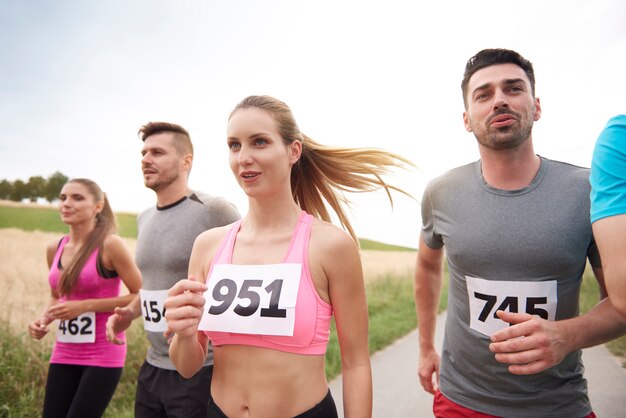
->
[56, 311, 96, 343]
[466, 276, 557, 336]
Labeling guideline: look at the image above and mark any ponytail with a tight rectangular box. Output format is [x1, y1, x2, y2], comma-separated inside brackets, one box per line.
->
[57, 179, 117, 296]
[231, 95, 413, 244]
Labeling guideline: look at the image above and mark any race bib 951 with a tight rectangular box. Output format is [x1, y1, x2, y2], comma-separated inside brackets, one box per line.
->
[199, 263, 301, 336]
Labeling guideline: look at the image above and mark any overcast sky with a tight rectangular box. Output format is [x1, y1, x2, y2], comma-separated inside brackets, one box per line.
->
[1, 0, 625, 248]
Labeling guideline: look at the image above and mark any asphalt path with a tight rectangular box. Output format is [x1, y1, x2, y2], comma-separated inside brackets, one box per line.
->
[329, 311, 626, 417]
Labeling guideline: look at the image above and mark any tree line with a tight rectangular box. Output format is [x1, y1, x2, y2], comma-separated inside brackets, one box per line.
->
[0, 171, 69, 203]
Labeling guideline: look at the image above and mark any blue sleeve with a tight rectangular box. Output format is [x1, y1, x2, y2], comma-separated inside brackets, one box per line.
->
[590, 115, 626, 223]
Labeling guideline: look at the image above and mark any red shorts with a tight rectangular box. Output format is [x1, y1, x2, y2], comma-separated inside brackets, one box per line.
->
[433, 390, 596, 418]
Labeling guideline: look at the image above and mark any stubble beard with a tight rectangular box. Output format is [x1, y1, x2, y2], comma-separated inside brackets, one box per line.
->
[474, 109, 535, 151]
[145, 171, 179, 192]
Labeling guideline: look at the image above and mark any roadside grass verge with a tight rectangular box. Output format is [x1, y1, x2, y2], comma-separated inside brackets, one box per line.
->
[580, 265, 626, 365]
[0, 204, 138, 238]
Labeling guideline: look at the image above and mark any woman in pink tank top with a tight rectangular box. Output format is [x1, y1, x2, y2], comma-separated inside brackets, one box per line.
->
[28, 178, 142, 418]
[165, 96, 412, 418]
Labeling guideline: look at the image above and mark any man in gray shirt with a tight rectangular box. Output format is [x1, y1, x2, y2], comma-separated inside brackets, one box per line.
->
[106, 122, 240, 418]
[415, 49, 626, 417]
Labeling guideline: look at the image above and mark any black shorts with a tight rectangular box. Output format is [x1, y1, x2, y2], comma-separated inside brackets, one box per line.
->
[207, 389, 337, 418]
[135, 360, 213, 418]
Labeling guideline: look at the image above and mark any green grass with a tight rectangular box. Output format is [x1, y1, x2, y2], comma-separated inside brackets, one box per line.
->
[0, 321, 49, 418]
[0, 204, 138, 238]
[102, 321, 149, 418]
[325, 274, 420, 379]
[580, 265, 626, 365]
[359, 238, 415, 251]
[0, 319, 148, 418]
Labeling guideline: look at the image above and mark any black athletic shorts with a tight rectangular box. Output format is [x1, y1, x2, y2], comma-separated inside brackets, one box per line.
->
[207, 389, 338, 418]
[135, 360, 213, 418]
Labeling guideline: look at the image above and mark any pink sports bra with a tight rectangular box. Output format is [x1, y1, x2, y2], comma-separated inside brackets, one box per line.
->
[203, 211, 332, 355]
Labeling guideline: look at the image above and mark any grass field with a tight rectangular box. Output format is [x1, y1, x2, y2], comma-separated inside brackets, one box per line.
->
[0, 200, 138, 238]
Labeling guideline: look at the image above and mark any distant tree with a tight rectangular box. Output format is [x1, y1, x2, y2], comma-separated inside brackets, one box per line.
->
[0, 179, 11, 200]
[43, 171, 69, 203]
[11, 179, 27, 201]
[26, 175, 47, 202]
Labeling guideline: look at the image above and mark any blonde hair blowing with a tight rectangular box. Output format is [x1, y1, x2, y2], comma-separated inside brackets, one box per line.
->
[231, 95, 414, 244]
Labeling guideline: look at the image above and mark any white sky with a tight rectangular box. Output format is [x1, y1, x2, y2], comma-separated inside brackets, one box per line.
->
[1, 0, 625, 248]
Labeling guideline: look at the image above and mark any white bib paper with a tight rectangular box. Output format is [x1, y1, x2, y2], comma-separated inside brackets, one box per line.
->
[139, 289, 169, 332]
[466, 276, 557, 336]
[199, 263, 301, 336]
[56, 311, 96, 343]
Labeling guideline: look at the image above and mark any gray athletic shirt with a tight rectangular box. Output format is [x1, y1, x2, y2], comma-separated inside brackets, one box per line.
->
[421, 157, 600, 418]
[136, 191, 241, 370]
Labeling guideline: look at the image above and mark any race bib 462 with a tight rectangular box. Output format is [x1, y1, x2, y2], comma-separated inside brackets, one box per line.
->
[56, 311, 96, 343]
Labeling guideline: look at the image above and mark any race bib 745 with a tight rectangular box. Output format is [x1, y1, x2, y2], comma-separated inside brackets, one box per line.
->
[466, 276, 557, 336]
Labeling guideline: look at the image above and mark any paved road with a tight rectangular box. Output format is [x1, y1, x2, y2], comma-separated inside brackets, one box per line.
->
[329, 312, 626, 417]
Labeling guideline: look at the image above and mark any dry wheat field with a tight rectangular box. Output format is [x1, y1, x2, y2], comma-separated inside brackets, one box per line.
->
[0, 228, 416, 333]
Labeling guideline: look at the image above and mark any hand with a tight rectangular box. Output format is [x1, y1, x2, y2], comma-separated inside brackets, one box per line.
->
[47, 300, 85, 321]
[164, 276, 208, 340]
[489, 310, 567, 375]
[28, 315, 53, 340]
[417, 347, 440, 394]
[106, 306, 135, 345]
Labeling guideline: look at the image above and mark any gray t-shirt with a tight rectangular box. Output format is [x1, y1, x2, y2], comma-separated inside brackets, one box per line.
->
[421, 157, 600, 418]
[136, 191, 240, 370]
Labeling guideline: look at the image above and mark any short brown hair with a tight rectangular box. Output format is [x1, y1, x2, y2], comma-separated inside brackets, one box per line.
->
[461, 48, 536, 108]
[138, 121, 193, 156]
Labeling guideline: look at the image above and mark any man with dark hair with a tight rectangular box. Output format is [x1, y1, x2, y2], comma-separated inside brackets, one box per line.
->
[106, 122, 240, 418]
[415, 48, 626, 417]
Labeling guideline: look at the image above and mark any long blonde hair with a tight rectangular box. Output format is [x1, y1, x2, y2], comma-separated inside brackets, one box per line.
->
[57, 178, 117, 296]
[230, 95, 413, 243]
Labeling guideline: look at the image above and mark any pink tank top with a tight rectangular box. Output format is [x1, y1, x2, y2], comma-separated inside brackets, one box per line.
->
[203, 211, 332, 355]
[48, 236, 126, 367]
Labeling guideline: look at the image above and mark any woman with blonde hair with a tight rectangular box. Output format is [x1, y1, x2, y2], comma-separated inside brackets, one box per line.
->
[165, 95, 411, 417]
[28, 178, 142, 418]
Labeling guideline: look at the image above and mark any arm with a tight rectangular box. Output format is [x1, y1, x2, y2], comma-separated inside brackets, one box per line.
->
[490, 264, 626, 375]
[166, 231, 212, 378]
[28, 290, 59, 339]
[106, 294, 141, 344]
[593, 215, 626, 316]
[321, 227, 372, 418]
[47, 235, 142, 320]
[414, 235, 444, 394]
[28, 239, 61, 339]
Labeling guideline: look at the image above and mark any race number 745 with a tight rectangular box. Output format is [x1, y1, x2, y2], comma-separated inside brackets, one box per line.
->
[466, 276, 557, 336]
